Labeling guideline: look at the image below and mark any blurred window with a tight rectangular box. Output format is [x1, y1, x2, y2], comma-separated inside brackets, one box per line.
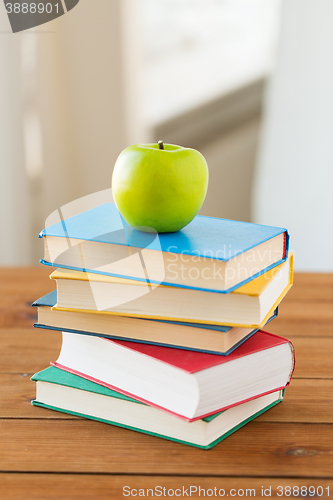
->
[140, 0, 281, 124]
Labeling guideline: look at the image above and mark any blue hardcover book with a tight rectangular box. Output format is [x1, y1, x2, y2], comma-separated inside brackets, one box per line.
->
[39, 202, 289, 293]
[32, 290, 278, 356]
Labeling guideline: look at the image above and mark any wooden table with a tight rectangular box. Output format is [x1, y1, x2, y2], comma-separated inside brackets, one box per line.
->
[1, 267, 333, 499]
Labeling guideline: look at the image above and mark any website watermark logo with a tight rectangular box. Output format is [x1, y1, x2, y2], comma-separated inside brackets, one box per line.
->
[42, 188, 165, 312]
[42, 188, 289, 314]
[4, 0, 80, 33]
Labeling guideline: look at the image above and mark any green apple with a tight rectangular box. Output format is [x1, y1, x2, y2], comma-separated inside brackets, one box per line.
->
[112, 142, 209, 233]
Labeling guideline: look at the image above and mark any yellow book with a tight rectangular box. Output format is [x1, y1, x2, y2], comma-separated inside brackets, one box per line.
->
[50, 254, 293, 328]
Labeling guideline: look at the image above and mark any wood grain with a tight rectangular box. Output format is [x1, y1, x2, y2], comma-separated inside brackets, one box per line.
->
[0, 267, 333, 490]
[0, 420, 333, 477]
[284, 273, 333, 302]
[2, 375, 333, 424]
[0, 373, 76, 419]
[0, 328, 61, 374]
[267, 317, 333, 338]
[0, 267, 54, 329]
[1, 329, 333, 379]
[0, 475, 332, 500]
[274, 301, 333, 323]
[258, 379, 333, 423]
[287, 336, 333, 379]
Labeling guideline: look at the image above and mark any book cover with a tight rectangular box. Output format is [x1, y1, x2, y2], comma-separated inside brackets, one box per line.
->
[52, 330, 295, 420]
[50, 254, 293, 328]
[31, 366, 284, 449]
[39, 203, 289, 261]
[55, 329, 293, 374]
[32, 290, 279, 356]
[39, 202, 289, 293]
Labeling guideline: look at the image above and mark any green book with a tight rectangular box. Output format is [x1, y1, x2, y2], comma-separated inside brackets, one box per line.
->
[32, 367, 284, 449]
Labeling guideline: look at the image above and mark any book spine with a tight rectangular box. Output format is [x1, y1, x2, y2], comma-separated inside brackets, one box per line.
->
[283, 230, 290, 259]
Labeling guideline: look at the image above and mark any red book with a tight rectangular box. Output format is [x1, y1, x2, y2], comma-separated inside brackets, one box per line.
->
[53, 330, 295, 421]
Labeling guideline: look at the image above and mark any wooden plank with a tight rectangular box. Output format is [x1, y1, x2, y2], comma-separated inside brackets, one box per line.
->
[264, 299, 333, 337]
[0, 267, 54, 330]
[2, 300, 332, 338]
[0, 268, 332, 484]
[285, 273, 333, 302]
[275, 301, 333, 323]
[267, 317, 333, 338]
[2, 375, 333, 424]
[0, 474, 332, 500]
[1, 329, 333, 379]
[257, 379, 333, 423]
[0, 268, 331, 301]
[0, 420, 333, 477]
[0, 267, 53, 300]
[0, 269, 332, 310]
[288, 336, 333, 379]
[0, 267, 332, 336]
[0, 266, 51, 286]
[0, 328, 61, 374]
[0, 373, 77, 419]
[0, 302, 38, 330]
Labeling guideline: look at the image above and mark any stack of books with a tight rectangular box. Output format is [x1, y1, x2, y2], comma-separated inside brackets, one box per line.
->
[31, 203, 295, 449]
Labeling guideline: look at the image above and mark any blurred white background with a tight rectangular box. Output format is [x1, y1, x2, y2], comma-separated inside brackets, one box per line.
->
[140, 0, 280, 123]
[0, 0, 332, 270]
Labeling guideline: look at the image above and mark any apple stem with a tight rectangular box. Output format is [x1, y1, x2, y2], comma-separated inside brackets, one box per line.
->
[158, 140, 164, 150]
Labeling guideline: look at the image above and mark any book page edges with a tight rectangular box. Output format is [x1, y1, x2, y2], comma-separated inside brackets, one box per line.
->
[31, 395, 283, 450]
[50, 361, 290, 422]
[50, 256, 291, 297]
[257, 257, 293, 329]
[50, 256, 293, 328]
[51, 277, 290, 329]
